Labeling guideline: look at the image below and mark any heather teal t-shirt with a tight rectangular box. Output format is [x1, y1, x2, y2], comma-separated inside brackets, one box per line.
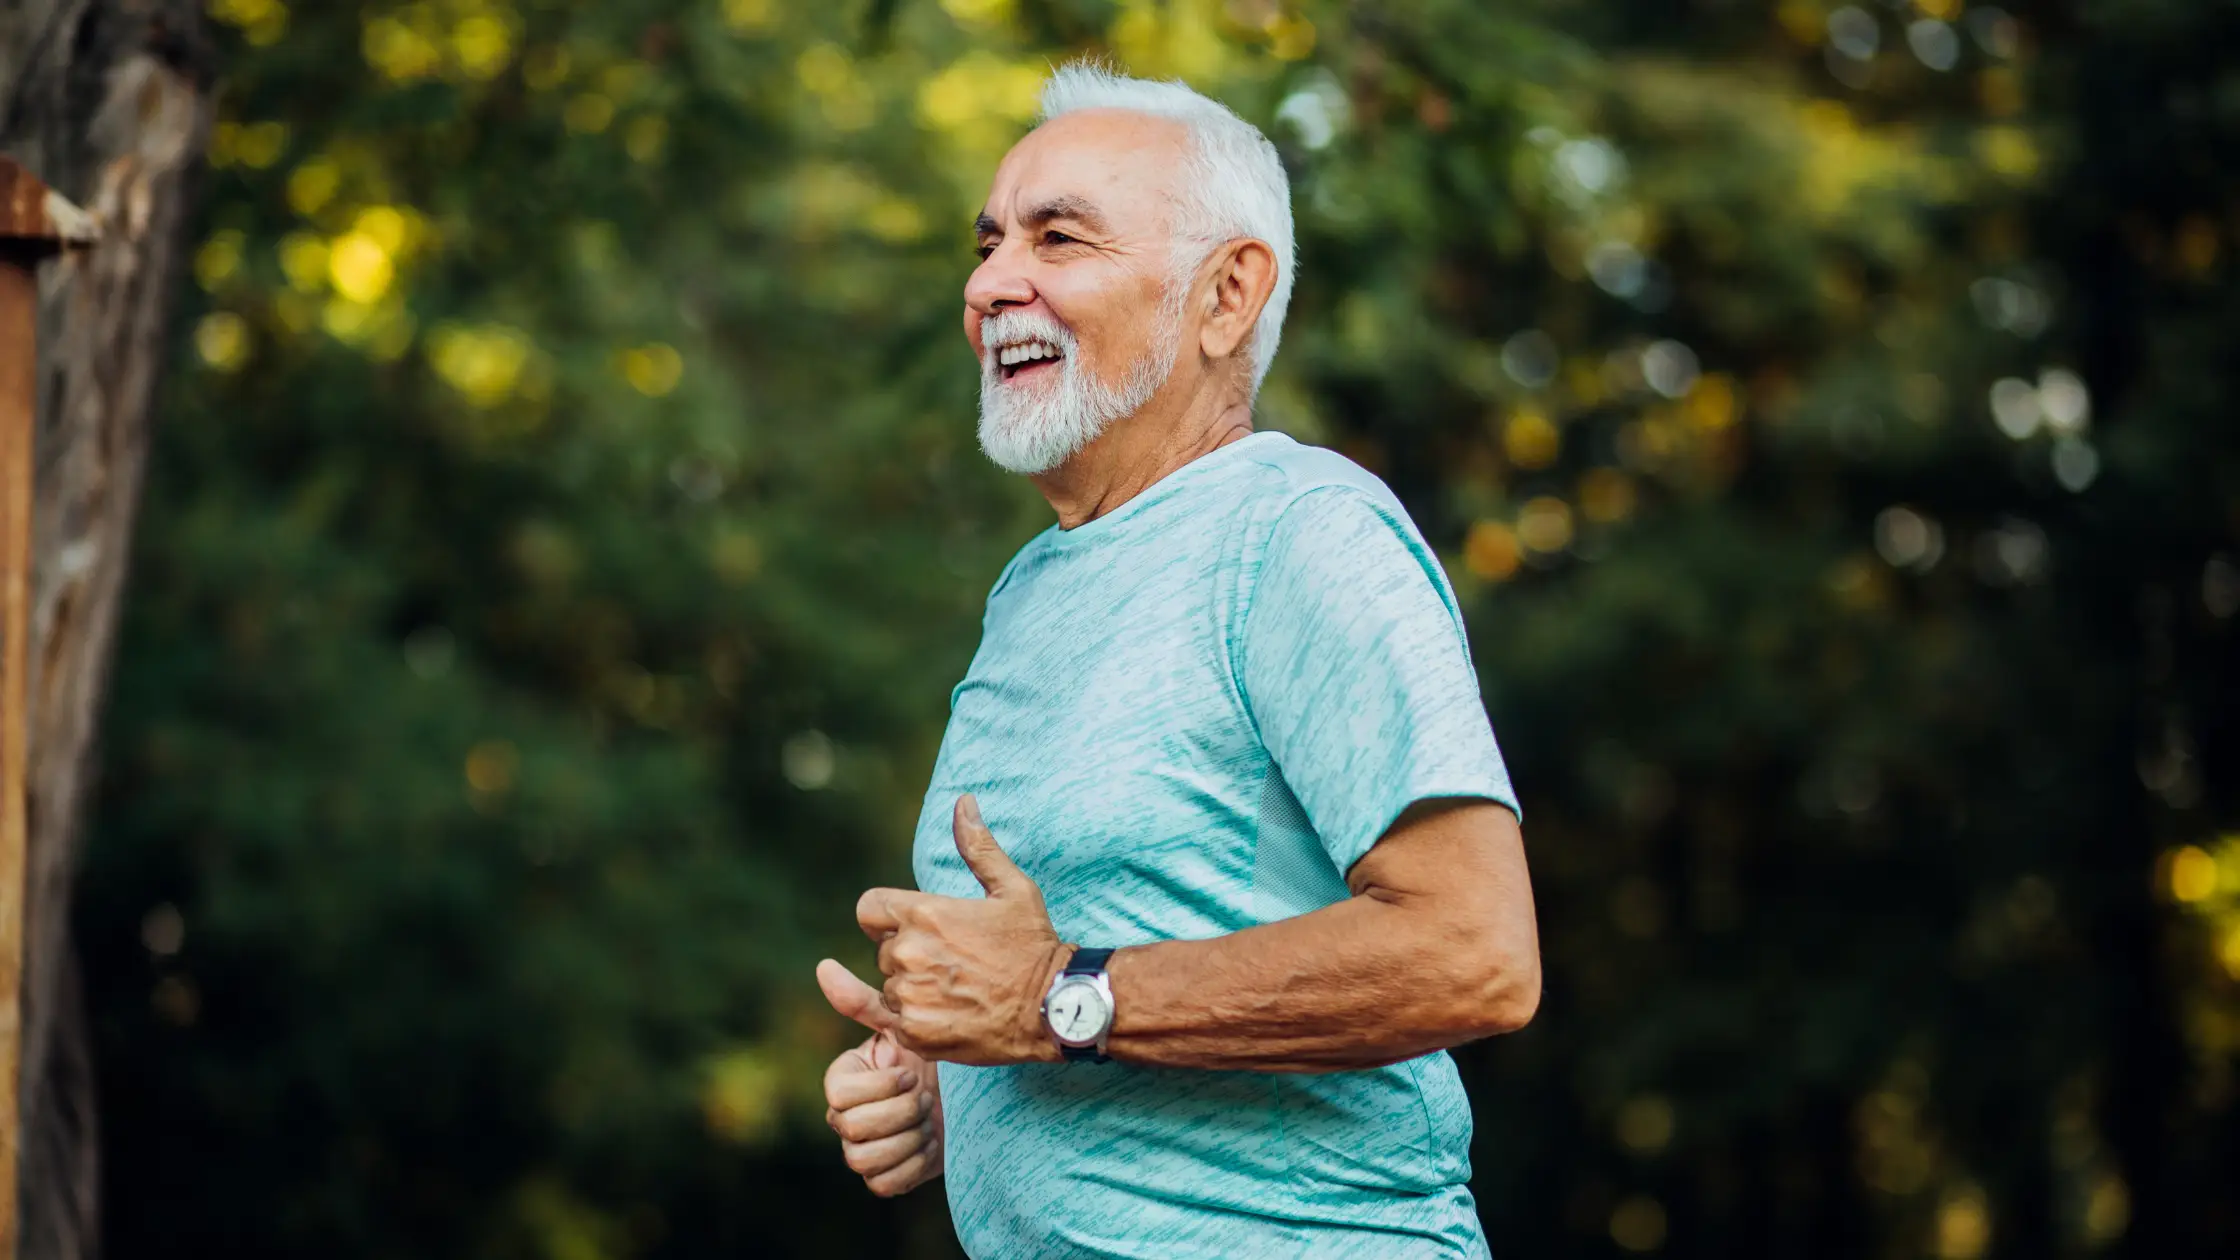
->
[912, 431, 1518, 1259]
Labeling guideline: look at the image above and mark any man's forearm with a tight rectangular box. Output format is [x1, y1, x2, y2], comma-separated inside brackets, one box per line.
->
[1102, 894, 1532, 1071]
[1100, 815, 1539, 1072]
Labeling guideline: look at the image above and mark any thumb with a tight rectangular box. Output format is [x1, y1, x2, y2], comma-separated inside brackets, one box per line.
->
[816, 958, 895, 1033]
[953, 794, 1030, 897]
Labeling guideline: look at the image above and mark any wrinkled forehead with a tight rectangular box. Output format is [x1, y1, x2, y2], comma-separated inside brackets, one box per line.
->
[981, 108, 1193, 237]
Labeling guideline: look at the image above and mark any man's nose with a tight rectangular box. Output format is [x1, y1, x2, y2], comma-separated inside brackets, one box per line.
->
[963, 247, 1035, 317]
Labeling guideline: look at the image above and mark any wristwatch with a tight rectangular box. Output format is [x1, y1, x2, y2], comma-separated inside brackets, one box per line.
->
[1040, 947, 1116, 1063]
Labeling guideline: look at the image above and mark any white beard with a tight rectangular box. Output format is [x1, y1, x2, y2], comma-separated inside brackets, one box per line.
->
[976, 298, 1181, 476]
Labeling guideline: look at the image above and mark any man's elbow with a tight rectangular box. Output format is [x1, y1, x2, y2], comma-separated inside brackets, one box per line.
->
[1460, 936, 1541, 1037]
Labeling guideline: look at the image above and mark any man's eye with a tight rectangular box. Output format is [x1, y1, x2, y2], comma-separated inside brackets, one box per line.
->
[1042, 230, 1077, 247]
[974, 243, 995, 260]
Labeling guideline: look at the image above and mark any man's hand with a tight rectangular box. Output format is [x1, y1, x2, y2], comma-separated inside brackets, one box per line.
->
[825, 794, 1068, 1066]
[816, 963, 944, 1196]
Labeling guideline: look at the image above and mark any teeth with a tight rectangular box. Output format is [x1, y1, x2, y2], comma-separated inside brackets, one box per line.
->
[996, 341, 1060, 367]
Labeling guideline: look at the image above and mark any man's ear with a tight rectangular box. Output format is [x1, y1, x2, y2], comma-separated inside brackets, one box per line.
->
[1196, 238, 1278, 366]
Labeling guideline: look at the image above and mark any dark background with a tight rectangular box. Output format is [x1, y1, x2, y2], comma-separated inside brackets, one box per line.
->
[78, 0, 2240, 1256]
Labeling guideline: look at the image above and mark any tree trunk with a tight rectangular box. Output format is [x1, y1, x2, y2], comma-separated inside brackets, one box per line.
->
[0, 3, 209, 1257]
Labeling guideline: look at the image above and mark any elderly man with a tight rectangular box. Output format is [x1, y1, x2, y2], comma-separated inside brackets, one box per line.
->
[814, 63, 1540, 1258]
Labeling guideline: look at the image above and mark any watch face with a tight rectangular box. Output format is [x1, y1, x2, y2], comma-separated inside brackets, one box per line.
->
[1045, 978, 1112, 1046]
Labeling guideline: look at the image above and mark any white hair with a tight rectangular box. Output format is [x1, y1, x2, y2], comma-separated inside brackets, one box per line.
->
[1037, 61, 1295, 397]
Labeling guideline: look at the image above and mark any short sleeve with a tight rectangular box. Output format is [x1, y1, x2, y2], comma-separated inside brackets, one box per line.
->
[1239, 487, 1519, 875]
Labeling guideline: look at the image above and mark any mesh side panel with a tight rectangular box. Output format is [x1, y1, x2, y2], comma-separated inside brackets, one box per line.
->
[1253, 764, 1350, 919]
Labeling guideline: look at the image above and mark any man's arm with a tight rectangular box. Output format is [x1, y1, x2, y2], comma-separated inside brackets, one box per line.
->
[1092, 486, 1539, 1071]
[825, 793, 1537, 1072]
[1098, 797, 1538, 1072]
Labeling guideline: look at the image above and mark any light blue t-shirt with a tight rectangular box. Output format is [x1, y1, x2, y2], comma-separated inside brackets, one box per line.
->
[912, 431, 1518, 1259]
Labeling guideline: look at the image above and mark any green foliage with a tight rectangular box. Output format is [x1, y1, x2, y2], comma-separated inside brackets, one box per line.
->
[82, 1, 2238, 1257]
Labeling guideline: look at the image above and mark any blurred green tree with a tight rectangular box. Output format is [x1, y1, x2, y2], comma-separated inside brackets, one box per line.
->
[76, 1, 2238, 1258]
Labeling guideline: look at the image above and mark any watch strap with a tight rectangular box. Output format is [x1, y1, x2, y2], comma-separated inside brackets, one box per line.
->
[1063, 946, 1115, 977]
[1056, 947, 1115, 1063]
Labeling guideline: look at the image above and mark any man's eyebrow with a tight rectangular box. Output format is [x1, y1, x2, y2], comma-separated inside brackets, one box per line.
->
[971, 196, 1112, 239]
[1023, 195, 1110, 233]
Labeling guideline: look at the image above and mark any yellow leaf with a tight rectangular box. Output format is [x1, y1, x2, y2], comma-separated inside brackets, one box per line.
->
[194, 230, 245, 291]
[234, 120, 288, 169]
[1517, 497, 1574, 554]
[1935, 1185, 1991, 1259]
[327, 230, 394, 304]
[626, 116, 668, 164]
[702, 1047, 783, 1144]
[619, 344, 684, 398]
[1977, 126, 2040, 181]
[287, 158, 341, 217]
[195, 312, 251, 372]
[1464, 521, 1521, 581]
[2168, 845, 2217, 903]
[940, 0, 1014, 25]
[1503, 409, 1561, 469]
[451, 14, 516, 82]
[429, 323, 535, 408]
[1579, 468, 1637, 524]
[279, 232, 330, 293]
[722, 0, 776, 33]
[565, 94, 614, 134]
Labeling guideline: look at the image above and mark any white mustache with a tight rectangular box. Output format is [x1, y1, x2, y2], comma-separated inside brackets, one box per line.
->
[980, 311, 1077, 369]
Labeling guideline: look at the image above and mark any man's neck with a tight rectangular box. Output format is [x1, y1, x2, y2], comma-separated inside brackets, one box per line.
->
[1033, 390, 1256, 531]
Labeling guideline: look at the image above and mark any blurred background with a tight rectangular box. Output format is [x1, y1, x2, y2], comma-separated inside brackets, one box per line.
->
[39, 0, 2240, 1256]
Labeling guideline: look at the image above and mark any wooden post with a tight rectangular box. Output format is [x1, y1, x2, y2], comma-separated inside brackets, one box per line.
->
[0, 154, 95, 1260]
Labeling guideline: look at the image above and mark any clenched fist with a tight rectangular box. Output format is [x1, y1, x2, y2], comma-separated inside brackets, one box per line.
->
[816, 965, 944, 1197]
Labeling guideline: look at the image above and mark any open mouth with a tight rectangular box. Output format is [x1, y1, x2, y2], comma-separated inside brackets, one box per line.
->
[994, 339, 1064, 383]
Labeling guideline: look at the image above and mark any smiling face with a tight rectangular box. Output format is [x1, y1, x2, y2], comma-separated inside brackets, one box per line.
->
[965, 109, 1197, 474]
